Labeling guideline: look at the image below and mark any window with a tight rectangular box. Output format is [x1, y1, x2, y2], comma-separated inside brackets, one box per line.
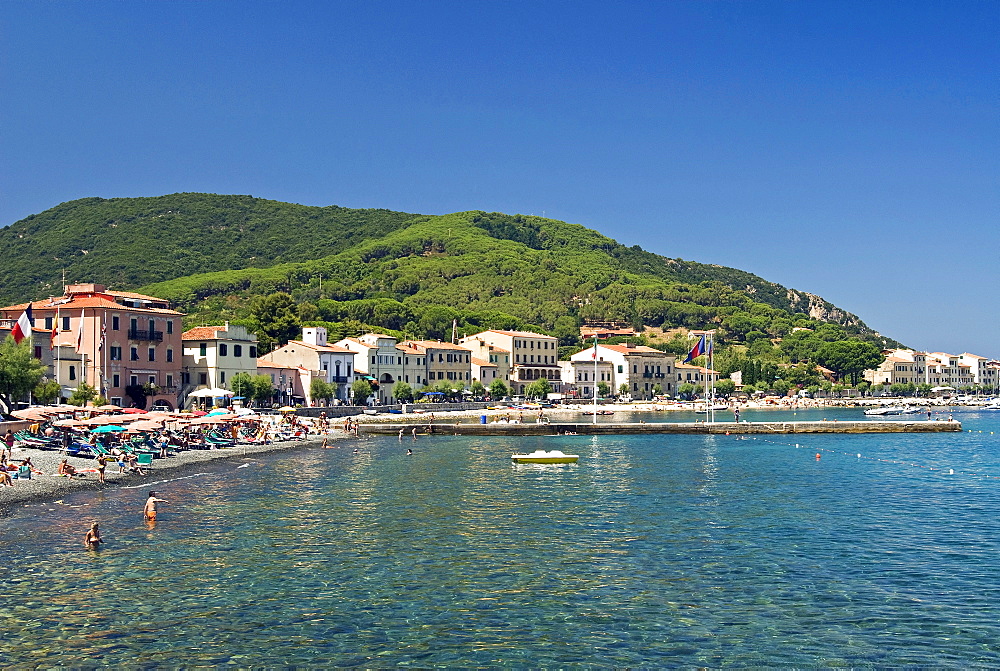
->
[148, 376, 156, 385]
[148, 347, 155, 361]
[112, 315, 120, 331]
[166, 320, 173, 334]
[69, 365, 76, 381]
[618, 365, 623, 373]
[148, 319, 155, 333]
[113, 374, 120, 388]
[131, 318, 138, 332]
[45, 316, 53, 329]
[166, 349, 173, 363]
[199, 343, 207, 356]
[63, 316, 71, 331]
[250, 346, 257, 358]
[166, 375, 173, 388]
[199, 373, 208, 385]
[130, 375, 138, 387]
[219, 344, 228, 356]
[234, 345, 242, 357]
[220, 371, 226, 384]
[33, 346, 42, 359]
[130, 347, 139, 361]
[110, 346, 122, 361]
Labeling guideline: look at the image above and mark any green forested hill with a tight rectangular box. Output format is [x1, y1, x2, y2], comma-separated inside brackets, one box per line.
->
[0, 193, 419, 302]
[2, 194, 899, 364]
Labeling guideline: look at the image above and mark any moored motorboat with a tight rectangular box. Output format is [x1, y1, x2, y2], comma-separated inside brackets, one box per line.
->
[511, 449, 579, 464]
[581, 410, 614, 416]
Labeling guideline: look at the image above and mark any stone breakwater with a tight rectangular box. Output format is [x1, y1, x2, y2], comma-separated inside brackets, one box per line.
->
[360, 420, 963, 436]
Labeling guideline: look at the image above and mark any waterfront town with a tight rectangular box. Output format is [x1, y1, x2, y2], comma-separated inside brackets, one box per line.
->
[0, 282, 996, 411]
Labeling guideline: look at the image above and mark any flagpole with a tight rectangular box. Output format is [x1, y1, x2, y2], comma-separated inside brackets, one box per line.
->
[55, 307, 60, 400]
[704, 335, 710, 422]
[708, 332, 715, 424]
[593, 335, 599, 425]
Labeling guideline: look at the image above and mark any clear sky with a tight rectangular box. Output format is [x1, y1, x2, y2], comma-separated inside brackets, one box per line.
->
[3, 1, 998, 356]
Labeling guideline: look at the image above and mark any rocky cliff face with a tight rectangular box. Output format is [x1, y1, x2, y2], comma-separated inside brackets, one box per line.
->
[786, 289, 864, 328]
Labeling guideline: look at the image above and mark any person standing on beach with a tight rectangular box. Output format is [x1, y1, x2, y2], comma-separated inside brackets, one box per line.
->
[96, 454, 108, 483]
[84, 522, 103, 549]
[144, 491, 166, 521]
[2, 429, 14, 461]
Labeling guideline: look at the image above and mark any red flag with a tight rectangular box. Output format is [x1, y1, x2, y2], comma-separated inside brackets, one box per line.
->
[11, 305, 33, 344]
[684, 335, 706, 363]
[50, 324, 58, 350]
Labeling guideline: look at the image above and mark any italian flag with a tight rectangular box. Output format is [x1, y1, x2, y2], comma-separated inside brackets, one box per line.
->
[11, 305, 33, 344]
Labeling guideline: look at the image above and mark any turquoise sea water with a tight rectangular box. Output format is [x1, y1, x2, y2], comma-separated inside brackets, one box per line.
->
[3, 407, 1000, 667]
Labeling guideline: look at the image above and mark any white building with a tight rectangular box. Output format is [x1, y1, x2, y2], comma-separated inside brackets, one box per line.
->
[335, 333, 404, 404]
[260, 327, 356, 403]
[572, 343, 676, 400]
[559, 358, 615, 400]
[459, 330, 560, 396]
[181, 323, 259, 404]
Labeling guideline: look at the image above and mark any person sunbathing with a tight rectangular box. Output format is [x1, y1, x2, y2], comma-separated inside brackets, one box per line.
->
[57, 459, 80, 477]
[0, 469, 12, 486]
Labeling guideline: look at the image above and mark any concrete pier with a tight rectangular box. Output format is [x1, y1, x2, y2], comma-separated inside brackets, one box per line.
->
[359, 420, 962, 436]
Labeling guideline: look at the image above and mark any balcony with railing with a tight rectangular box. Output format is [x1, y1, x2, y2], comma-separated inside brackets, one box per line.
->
[331, 375, 351, 383]
[129, 328, 164, 342]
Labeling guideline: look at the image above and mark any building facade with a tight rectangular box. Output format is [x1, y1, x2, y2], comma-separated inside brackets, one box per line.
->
[181, 323, 259, 403]
[572, 343, 676, 400]
[0, 284, 183, 409]
[260, 327, 356, 403]
[335, 333, 404, 404]
[459, 330, 561, 396]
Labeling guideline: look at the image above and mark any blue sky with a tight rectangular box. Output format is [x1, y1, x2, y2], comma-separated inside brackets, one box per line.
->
[3, 1, 998, 356]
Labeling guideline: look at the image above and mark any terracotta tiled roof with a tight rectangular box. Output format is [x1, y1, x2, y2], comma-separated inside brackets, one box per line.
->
[483, 329, 555, 339]
[471, 357, 497, 367]
[600, 344, 666, 355]
[401, 340, 473, 351]
[285, 340, 353, 354]
[182, 326, 228, 340]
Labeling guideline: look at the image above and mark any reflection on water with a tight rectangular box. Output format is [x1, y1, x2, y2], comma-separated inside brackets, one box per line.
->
[3, 409, 1000, 666]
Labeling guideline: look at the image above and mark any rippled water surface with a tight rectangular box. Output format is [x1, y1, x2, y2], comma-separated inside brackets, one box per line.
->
[4, 407, 1000, 666]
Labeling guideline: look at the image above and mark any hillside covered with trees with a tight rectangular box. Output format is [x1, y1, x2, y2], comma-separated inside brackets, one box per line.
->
[1, 194, 897, 383]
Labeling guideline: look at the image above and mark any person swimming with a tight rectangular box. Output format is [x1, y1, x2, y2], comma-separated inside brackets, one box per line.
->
[84, 521, 103, 549]
[144, 491, 167, 521]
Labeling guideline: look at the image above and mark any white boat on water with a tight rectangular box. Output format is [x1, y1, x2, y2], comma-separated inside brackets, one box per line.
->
[511, 449, 579, 464]
[864, 406, 903, 416]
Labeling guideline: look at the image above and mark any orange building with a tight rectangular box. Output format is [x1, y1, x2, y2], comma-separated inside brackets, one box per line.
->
[0, 284, 184, 409]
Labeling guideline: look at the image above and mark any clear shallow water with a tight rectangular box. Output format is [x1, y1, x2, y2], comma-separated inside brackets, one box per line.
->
[4, 407, 1000, 666]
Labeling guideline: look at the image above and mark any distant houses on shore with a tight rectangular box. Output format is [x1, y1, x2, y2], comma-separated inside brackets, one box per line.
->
[2, 283, 997, 409]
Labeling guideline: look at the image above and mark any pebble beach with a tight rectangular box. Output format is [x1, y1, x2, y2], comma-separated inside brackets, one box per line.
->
[0, 433, 341, 514]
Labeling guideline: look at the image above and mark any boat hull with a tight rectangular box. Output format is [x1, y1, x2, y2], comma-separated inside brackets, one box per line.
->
[511, 450, 579, 464]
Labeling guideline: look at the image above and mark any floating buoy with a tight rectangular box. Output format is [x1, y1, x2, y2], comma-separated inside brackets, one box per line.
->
[949, 469, 954, 475]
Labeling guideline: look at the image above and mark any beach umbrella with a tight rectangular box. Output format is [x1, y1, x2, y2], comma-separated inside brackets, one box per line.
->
[279, 406, 296, 412]
[11, 407, 56, 421]
[91, 425, 126, 433]
[120, 407, 147, 414]
[127, 419, 166, 432]
[95, 404, 123, 412]
[190, 410, 208, 417]
[53, 418, 89, 427]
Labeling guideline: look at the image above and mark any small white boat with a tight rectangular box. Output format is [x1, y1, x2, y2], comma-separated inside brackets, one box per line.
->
[864, 407, 902, 416]
[511, 449, 579, 464]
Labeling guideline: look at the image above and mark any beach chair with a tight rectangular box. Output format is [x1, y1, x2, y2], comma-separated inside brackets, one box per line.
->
[136, 453, 153, 469]
[16, 465, 30, 480]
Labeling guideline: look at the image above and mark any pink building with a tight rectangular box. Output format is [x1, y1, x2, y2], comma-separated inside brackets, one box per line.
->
[0, 284, 184, 409]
